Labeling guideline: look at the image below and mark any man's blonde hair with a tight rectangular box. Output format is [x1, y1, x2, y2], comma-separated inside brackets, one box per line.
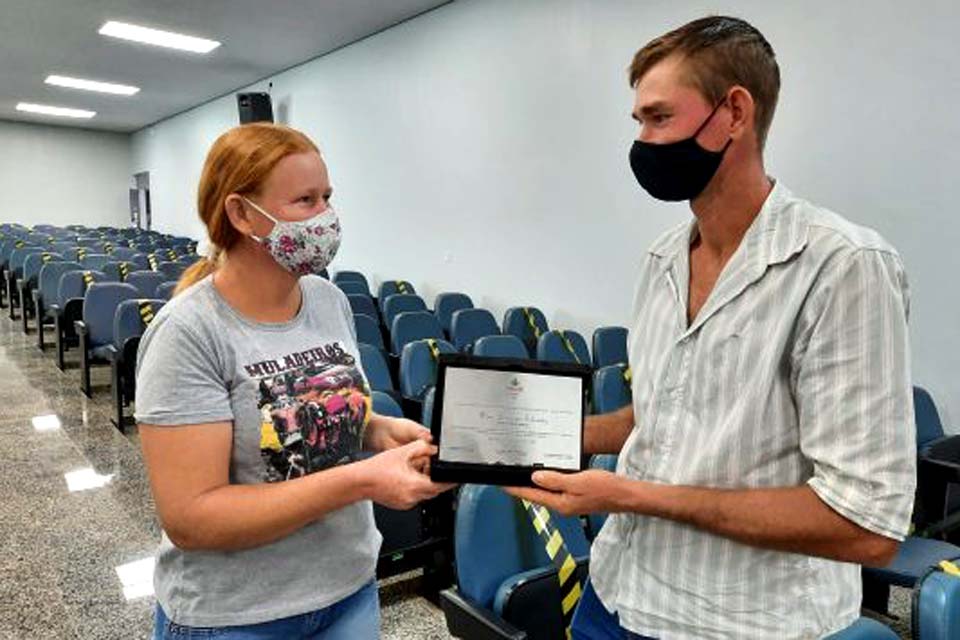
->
[630, 16, 781, 149]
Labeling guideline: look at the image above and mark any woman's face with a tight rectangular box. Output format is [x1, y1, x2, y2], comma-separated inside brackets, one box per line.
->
[248, 151, 332, 235]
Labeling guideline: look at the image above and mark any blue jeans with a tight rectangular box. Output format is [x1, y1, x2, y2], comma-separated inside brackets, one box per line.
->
[572, 580, 656, 640]
[153, 580, 379, 639]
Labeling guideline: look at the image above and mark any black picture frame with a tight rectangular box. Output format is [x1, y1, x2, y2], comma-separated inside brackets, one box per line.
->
[429, 353, 591, 486]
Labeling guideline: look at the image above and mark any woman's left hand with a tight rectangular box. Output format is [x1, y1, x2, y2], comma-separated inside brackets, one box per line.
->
[365, 414, 432, 452]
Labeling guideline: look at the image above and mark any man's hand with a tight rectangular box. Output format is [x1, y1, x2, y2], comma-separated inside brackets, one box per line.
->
[364, 415, 432, 452]
[515, 471, 901, 567]
[505, 469, 629, 516]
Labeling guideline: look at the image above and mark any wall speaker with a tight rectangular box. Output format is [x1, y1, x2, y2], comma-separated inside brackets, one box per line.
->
[237, 92, 273, 124]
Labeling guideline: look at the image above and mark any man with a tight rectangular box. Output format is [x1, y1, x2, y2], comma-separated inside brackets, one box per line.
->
[508, 16, 915, 639]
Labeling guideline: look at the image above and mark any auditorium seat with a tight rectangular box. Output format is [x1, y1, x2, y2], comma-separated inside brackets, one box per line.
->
[911, 565, 960, 640]
[34, 260, 81, 351]
[156, 281, 177, 300]
[434, 293, 473, 338]
[155, 261, 187, 280]
[347, 293, 378, 319]
[0, 238, 33, 308]
[354, 313, 386, 351]
[79, 253, 113, 271]
[108, 246, 140, 261]
[124, 271, 167, 298]
[359, 343, 396, 399]
[76, 237, 103, 250]
[503, 306, 549, 358]
[825, 618, 899, 639]
[440, 484, 590, 640]
[6, 244, 39, 318]
[472, 335, 529, 359]
[368, 390, 451, 584]
[62, 246, 87, 263]
[336, 280, 371, 298]
[333, 271, 371, 296]
[54, 270, 118, 372]
[399, 339, 455, 418]
[378, 280, 416, 312]
[108, 298, 166, 430]
[75, 282, 140, 397]
[383, 294, 428, 332]
[592, 326, 628, 369]
[537, 329, 590, 366]
[450, 308, 500, 353]
[18, 251, 62, 332]
[592, 364, 632, 414]
[101, 260, 135, 284]
[862, 386, 960, 617]
[391, 311, 443, 356]
[51, 241, 77, 256]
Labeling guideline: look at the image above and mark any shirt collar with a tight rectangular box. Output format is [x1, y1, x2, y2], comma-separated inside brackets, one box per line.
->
[649, 179, 809, 270]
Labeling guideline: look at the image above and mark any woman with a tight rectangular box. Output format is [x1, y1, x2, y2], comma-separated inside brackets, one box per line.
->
[136, 123, 451, 639]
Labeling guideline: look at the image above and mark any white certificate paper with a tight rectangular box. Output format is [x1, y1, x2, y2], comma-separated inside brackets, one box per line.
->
[438, 367, 582, 469]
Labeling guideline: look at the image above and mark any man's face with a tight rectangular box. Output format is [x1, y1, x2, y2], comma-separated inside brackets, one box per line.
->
[631, 55, 728, 152]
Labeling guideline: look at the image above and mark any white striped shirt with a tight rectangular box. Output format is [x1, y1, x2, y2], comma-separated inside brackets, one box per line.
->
[590, 181, 916, 640]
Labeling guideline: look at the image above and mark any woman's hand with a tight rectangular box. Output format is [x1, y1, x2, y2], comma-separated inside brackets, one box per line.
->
[364, 413, 432, 452]
[360, 440, 455, 510]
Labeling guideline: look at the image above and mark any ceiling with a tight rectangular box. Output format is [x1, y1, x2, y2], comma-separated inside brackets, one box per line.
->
[0, 0, 449, 132]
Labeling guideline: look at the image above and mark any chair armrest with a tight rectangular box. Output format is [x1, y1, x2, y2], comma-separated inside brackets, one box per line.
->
[120, 336, 142, 367]
[919, 436, 960, 484]
[63, 298, 84, 320]
[31, 289, 41, 304]
[439, 588, 526, 640]
[919, 457, 960, 483]
[74, 320, 88, 337]
[493, 555, 590, 617]
[921, 435, 960, 460]
[104, 344, 120, 363]
[916, 436, 960, 537]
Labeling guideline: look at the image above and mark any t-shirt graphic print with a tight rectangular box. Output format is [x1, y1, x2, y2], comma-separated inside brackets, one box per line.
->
[248, 342, 371, 482]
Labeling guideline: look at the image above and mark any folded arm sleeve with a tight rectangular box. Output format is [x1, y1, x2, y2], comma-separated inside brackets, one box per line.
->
[793, 248, 916, 540]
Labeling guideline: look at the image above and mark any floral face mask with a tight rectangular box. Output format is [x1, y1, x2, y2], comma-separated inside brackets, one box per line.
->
[243, 196, 342, 277]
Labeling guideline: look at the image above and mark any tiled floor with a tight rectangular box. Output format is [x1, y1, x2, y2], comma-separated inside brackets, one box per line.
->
[0, 307, 452, 639]
[0, 304, 914, 639]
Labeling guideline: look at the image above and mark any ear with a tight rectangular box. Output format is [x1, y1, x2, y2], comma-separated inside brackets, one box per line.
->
[726, 85, 756, 143]
[223, 194, 257, 236]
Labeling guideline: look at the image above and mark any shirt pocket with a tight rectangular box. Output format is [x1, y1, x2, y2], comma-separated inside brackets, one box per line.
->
[700, 316, 754, 410]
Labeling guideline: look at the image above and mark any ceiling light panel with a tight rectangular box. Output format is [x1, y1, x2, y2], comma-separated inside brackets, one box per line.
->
[45, 75, 139, 96]
[98, 21, 221, 54]
[16, 102, 96, 119]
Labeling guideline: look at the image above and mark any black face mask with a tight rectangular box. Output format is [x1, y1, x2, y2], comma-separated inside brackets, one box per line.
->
[629, 99, 732, 202]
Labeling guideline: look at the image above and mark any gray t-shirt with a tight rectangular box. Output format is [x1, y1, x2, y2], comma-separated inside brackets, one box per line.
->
[135, 274, 381, 627]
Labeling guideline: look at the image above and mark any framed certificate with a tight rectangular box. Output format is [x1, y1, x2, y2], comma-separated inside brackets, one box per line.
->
[429, 354, 592, 486]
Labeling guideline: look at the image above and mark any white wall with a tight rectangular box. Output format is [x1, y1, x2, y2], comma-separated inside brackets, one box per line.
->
[131, 0, 960, 427]
[0, 120, 131, 227]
